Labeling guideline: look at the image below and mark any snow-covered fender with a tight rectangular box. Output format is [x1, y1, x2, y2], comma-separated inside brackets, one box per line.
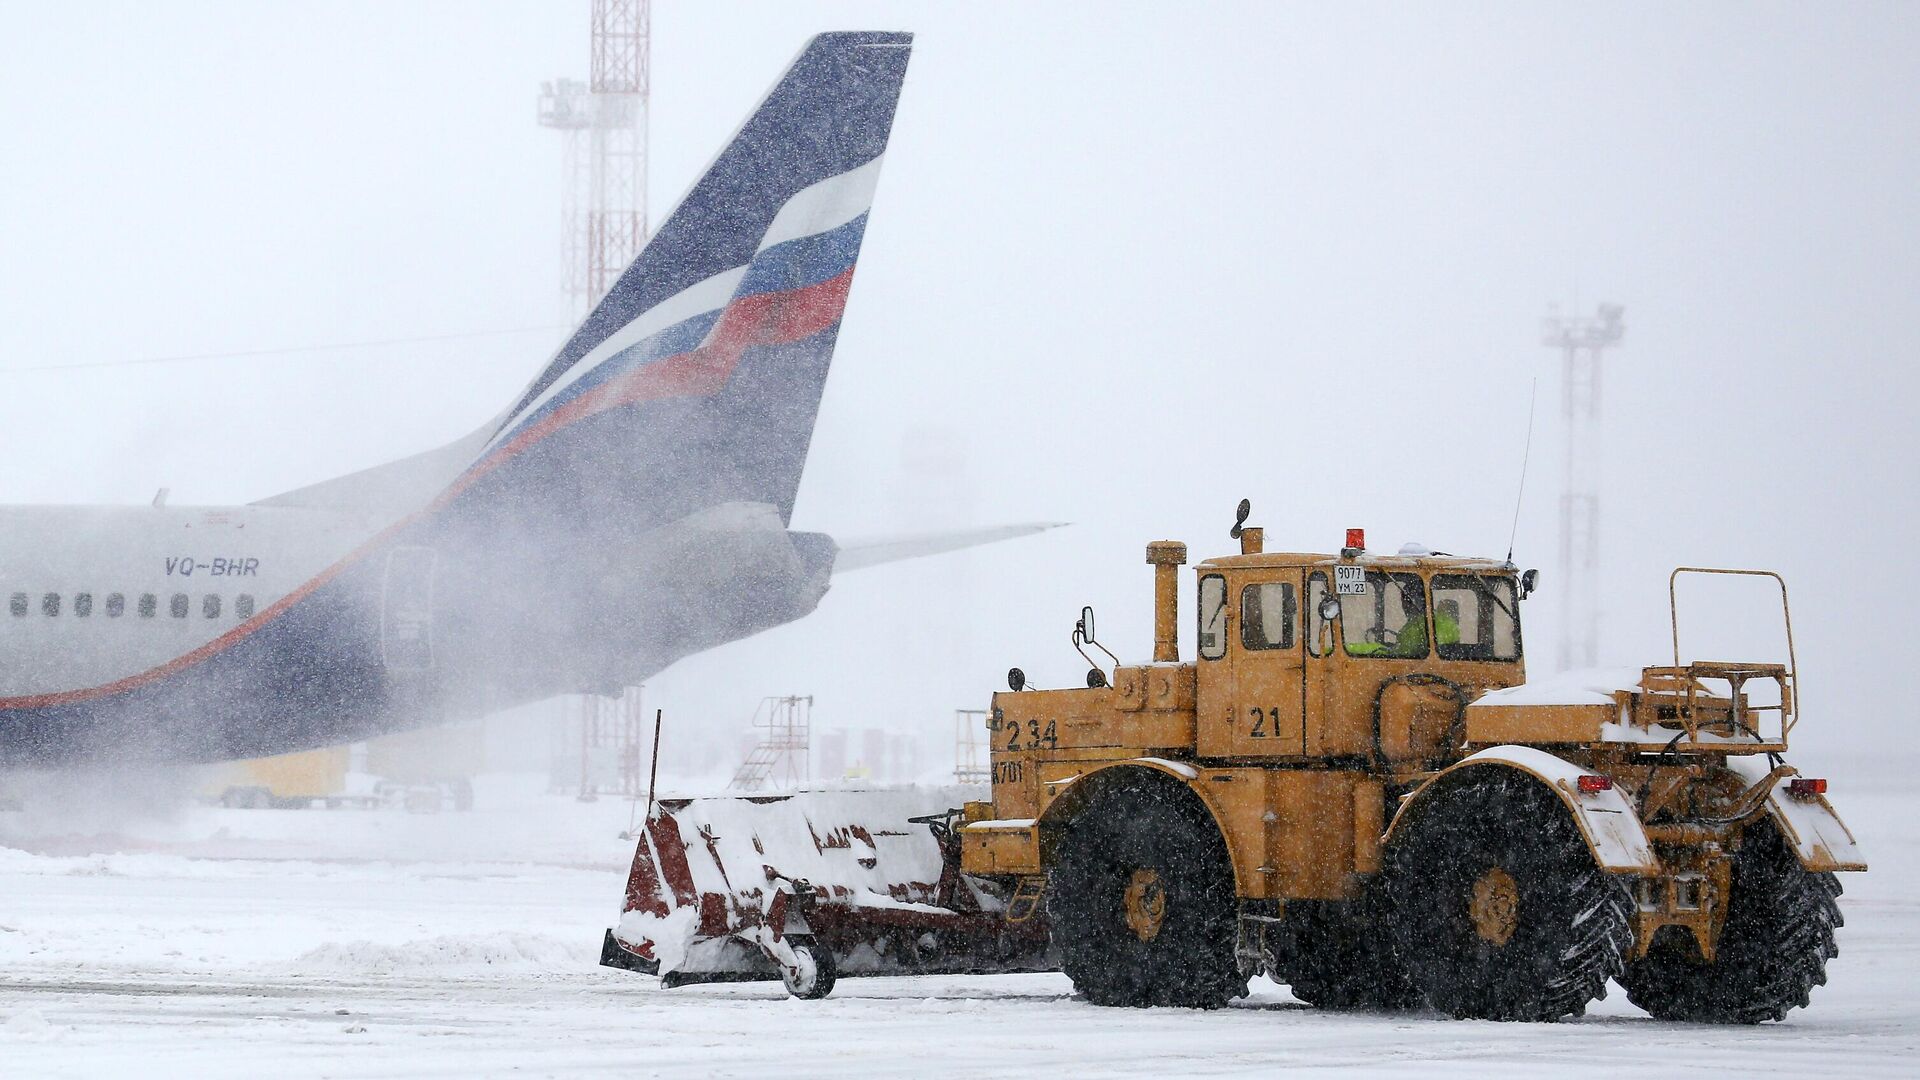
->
[1386, 745, 1660, 876]
[1727, 758, 1869, 872]
[1764, 787, 1868, 872]
[1035, 757, 1206, 832]
[1034, 758, 1260, 893]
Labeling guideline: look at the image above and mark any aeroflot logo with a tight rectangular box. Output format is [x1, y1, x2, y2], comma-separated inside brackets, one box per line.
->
[164, 556, 261, 577]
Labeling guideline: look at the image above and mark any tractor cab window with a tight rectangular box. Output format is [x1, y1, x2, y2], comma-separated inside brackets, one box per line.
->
[1197, 574, 1227, 660]
[1308, 573, 1333, 657]
[1341, 571, 1429, 659]
[1430, 574, 1522, 661]
[1240, 581, 1295, 650]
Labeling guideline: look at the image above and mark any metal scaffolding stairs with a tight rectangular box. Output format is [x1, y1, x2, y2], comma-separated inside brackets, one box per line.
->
[727, 695, 812, 792]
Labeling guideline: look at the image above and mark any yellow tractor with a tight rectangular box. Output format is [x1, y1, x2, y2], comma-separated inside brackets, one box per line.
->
[606, 505, 1862, 1022]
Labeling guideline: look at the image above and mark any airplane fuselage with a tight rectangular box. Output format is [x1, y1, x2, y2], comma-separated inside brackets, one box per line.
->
[0, 500, 835, 765]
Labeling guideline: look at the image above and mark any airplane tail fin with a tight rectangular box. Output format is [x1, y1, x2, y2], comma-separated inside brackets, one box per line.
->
[442, 31, 913, 530]
[260, 33, 912, 529]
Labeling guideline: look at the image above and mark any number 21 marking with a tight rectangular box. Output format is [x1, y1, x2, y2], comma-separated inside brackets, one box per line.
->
[1246, 706, 1288, 740]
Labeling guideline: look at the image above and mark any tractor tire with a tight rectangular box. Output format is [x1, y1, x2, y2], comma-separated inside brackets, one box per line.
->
[779, 937, 837, 1000]
[1384, 772, 1633, 1021]
[1046, 776, 1244, 1009]
[1271, 899, 1421, 1011]
[1620, 822, 1842, 1024]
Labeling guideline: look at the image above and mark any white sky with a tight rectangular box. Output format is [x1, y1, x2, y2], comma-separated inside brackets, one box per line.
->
[2, 3, 1915, 775]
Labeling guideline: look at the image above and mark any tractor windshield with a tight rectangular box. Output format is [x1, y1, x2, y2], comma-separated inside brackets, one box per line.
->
[1341, 572, 1429, 659]
[1430, 574, 1522, 661]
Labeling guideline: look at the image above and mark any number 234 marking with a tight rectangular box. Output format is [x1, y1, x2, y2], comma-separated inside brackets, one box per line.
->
[1005, 718, 1058, 752]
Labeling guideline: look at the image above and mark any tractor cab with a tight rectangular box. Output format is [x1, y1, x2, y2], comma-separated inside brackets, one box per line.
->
[1192, 528, 1530, 769]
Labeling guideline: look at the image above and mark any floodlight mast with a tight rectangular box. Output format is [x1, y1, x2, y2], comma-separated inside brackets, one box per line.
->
[538, 1, 653, 795]
[539, 0, 650, 316]
[1542, 303, 1624, 672]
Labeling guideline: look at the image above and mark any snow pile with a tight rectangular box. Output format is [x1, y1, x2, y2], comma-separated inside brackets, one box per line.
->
[1470, 666, 1645, 708]
[0, 848, 219, 881]
[2, 1008, 60, 1042]
[0, 771, 652, 870]
[616, 906, 696, 972]
[659, 784, 979, 910]
[0, 765, 199, 841]
[291, 932, 591, 974]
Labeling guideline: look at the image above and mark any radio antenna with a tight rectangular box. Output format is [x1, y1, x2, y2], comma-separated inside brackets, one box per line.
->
[1505, 378, 1539, 566]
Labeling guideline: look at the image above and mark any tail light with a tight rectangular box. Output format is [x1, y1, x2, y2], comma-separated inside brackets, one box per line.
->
[1577, 775, 1613, 794]
[1788, 777, 1827, 799]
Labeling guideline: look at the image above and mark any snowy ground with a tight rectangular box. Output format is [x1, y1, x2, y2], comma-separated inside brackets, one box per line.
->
[0, 774, 1912, 1078]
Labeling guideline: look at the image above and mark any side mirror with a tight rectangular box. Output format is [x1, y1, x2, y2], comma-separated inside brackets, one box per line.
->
[1520, 568, 1539, 598]
[1076, 605, 1097, 644]
[1007, 667, 1026, 692]
[1318, 595, 1341, 623]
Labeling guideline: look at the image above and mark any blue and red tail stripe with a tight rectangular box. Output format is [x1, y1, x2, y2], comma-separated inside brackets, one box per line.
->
[469, 209, 871, 482]
[437, 260, 859, 509]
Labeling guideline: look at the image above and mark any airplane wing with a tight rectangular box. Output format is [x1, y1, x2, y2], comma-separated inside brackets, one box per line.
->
[831, 522, 1066, 574]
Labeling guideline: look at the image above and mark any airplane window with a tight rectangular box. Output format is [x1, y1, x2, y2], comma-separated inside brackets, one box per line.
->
[236, 594, 255, 619]
[42, 593, 60, 617]
[170, 593, 188, 619]
[106, 593, 126, 618]
[8, 593, 24, 618]
[75, 593, 93, 618]
[203, 594, 221, 619]
[139, 593, 157, 618]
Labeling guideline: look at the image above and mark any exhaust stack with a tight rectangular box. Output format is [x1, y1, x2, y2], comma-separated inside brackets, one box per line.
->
[1146, 541, 1188, 662]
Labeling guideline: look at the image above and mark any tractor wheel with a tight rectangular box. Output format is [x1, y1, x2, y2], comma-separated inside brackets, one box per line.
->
[1385, 772, 1633, 1021]
[1271, 899, 1421, 1011]
[1046, 776, 1243, 1009]
[1620, 822, 1842, 1023]
[779, 937, 837, 1000]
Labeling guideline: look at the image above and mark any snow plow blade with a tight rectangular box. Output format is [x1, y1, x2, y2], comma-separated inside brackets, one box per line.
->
[601, 787, 1053, 995]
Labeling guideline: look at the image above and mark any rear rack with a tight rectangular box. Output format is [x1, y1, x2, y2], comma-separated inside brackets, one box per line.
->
[1625, 567, 1799, 752]
[1627, 662, 1792, 750]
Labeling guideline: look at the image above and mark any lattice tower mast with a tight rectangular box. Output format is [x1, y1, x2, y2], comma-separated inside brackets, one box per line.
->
[1542, 303, 1625, 671]
[539, 0, 650, 315]
[537, 2, 650, 795]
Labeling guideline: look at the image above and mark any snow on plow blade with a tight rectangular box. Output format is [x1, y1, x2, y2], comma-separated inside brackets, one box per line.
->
[601, 787, 1052, 994]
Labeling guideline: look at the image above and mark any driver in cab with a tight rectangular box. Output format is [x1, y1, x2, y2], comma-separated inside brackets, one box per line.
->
[1346, 593, 1460, 658]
